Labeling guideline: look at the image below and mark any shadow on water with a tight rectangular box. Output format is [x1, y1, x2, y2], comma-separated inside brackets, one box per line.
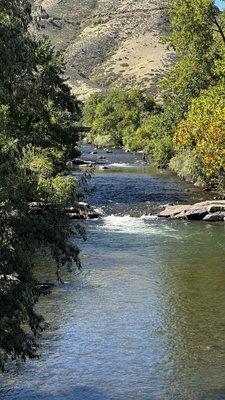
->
[0, 386, 111, 400]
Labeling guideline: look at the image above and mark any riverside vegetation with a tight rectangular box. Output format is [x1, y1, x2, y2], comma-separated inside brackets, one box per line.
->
[1, 0, 225, 374]
[0, 0, 83, 369]
[83, 0, 225, 191]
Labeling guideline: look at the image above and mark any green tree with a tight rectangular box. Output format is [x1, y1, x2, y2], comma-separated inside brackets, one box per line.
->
[168, 0, 214, 56]
[163, 0, 225, 184]
[174, 84, 225, 181]
[83, 89, 158, 149]
[0, 0, 82, 369]
[140, 0, 225, 172]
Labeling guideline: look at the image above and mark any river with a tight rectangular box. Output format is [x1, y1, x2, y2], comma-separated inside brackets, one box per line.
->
[1, 147, 225, 400]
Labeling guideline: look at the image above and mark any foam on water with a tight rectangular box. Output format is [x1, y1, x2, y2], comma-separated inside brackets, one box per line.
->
[107, 163, 137, 168]
[140, 214, 158, 220]
[100, 214, 177, 236]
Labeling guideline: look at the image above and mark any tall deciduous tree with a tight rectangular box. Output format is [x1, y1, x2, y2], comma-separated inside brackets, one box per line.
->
[0, 0, 82, 369]
[140, 0, 225, 180]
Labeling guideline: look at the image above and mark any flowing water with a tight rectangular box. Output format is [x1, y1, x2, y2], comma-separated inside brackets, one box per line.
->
[1, 147, 225, 400]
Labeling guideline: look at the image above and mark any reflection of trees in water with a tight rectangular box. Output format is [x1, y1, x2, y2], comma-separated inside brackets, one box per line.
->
[158, 223, 225, 399]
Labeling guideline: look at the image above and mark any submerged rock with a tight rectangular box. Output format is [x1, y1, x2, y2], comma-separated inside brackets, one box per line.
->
[98, 156, 106, 160]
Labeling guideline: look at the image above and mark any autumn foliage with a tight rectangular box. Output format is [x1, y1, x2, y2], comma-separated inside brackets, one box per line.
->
[174, 85, 225, 177]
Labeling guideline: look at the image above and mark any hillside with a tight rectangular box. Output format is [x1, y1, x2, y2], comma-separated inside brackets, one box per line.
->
[31, 0, 174, 100]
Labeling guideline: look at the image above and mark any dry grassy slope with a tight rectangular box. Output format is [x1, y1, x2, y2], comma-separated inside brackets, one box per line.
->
[32, 0, 174, 100]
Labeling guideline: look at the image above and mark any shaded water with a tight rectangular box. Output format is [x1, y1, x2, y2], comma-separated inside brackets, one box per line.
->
[1, 147, 225, 400]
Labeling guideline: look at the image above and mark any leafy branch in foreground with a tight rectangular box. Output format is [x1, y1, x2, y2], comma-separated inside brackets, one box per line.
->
[0, 0, 82, 369]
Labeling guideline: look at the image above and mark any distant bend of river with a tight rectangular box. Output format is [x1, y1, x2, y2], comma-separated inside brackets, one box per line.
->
[1, 146, 225, 400]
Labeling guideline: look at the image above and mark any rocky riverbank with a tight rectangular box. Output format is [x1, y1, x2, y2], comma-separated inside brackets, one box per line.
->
[29, 201, 101, 220]
[158, 200, 225, 222]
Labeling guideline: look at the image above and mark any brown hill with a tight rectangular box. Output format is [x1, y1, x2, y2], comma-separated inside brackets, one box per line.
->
[31, 0, 174, 100]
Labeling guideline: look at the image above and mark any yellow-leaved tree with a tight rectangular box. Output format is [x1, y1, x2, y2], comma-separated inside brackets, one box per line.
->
[174, 84, 225, 178]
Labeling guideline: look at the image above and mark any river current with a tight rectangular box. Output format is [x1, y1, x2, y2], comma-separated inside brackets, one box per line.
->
[1, 147, 225, 400]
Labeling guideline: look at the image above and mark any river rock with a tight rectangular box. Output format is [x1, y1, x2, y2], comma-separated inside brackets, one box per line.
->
[158, 204, 189, 218]
[207, 204, 225, 213]
[71, 158, 95, 166]
[30, 201, 101, 220]
[87, 211, 102, 219]
[67, 159, 95, 168]
[158, 200, 225, 222]
[67, 202, 101, 220]
[185, 208, 208, 220]
[203, 212, 225, 222]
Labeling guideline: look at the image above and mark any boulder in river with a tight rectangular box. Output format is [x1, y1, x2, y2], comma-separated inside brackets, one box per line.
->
[203, 212, 225, 222]
[158, 200, 225, 222]
[185, 208, 208, 220]
[67, 202, 102, 220]
[66, 158, 95, 168]
[66, 159, 95, 169]
[72, 158, 95, 166]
